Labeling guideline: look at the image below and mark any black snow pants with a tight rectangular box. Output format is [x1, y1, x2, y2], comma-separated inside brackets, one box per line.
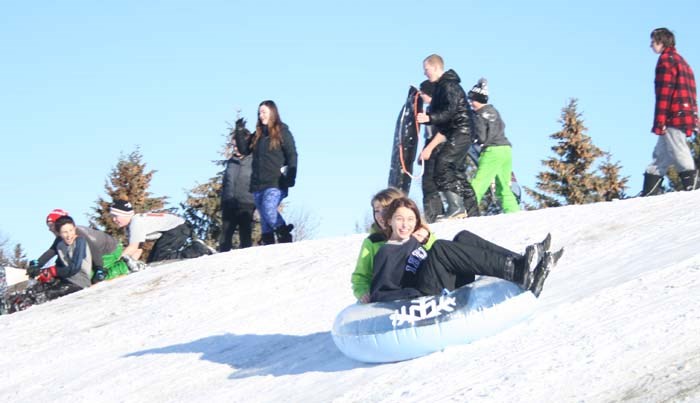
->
[434, 132, 479, 216]
[416, 230, 521, 296]
[148, 223, 192, 263]
[219, 205, 255, 251]
[422, 142, 444, 223]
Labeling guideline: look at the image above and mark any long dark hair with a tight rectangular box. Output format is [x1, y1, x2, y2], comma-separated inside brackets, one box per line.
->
[382, 197, 426, 239]
[253, 100, 283, 150]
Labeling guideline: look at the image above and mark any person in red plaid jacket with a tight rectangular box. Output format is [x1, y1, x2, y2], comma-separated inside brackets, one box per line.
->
[642, 28, 699, 196]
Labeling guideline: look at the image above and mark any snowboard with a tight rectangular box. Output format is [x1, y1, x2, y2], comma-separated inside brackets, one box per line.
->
[466, 144, 523, 215]
[388, 86, 423, 194]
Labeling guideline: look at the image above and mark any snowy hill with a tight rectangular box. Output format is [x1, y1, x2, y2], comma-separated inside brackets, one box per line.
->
[1, 191, 700, 403]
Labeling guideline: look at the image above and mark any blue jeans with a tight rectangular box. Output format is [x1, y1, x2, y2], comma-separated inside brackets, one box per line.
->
[254, 188, 287, 233]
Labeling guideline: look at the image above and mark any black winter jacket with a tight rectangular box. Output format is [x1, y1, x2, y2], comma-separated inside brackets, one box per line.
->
[428, 69, 472, 140]
[235, 123, 298, 193]
[221, 155, 255, 209]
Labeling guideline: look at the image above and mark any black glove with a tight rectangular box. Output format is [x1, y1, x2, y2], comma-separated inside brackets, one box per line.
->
[27, 260, 41, 278]
[285, 166, 297, 188]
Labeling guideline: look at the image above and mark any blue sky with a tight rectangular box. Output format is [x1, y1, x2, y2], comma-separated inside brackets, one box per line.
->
[2, 1, 699, 258]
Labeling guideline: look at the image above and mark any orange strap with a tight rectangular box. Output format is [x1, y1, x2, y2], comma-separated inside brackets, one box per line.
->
[397, 91, 424, 179]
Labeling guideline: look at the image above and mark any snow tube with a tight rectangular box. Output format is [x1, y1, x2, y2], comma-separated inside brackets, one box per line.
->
[332, 277, 537, 363]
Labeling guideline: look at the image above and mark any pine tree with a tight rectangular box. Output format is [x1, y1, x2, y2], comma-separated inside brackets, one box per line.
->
[597, 154, 629, 201]
[525, 99, 628, 208]
[0, 235, 9, 266]
[91, 148, 168, 241]
[11, 244, 28, 269]
[0, 236, 28, 269]
[181, 176, 224, 246]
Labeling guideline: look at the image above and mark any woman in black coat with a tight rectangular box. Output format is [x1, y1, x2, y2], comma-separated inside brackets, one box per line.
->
[235, 100, 298, 244]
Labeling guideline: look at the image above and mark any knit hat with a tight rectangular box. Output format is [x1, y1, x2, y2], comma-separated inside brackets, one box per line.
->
[468, 78, 489, 104]
[46, 208, 69, 224]
[419, 80, 436, 97]
[110, 199, 135, 217]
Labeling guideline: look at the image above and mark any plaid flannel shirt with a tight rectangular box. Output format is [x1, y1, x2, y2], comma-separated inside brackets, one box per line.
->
[653, 47, 699, 136]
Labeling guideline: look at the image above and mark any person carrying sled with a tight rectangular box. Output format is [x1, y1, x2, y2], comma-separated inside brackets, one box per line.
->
[219, 118, 256, 251]
[417, 80, 446, 223]
[466, 78, 520, 213]
[110, 199, 212, 269]
[235, 100, 298, 245]
[641, 27, 699, 196]
[416, 54, 479, 218]
[369, 197, 562, 303]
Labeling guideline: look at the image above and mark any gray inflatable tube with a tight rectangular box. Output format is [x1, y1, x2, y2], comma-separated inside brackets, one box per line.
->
[332, 277, 537, 363]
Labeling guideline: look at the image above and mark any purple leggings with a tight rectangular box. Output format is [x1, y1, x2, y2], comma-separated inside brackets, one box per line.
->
[254, 187, 287, 233]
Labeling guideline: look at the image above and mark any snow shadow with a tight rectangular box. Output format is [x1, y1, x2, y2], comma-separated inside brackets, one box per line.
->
[125, 331, 369, 379]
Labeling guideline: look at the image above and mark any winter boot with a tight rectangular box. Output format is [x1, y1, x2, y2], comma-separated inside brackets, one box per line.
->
[423, 193, 445, 224]
[275, 224, 294, 243]
[260, 232, 276, 245]
[442, 191, 466, 219]
[503, 254, 533, 290]
[640, 173, 663, 196]
[531, 233, 552, 261]
[679, 170, 699, 191]
[530, 248, 565, 298]
[462, 183, 480, 217]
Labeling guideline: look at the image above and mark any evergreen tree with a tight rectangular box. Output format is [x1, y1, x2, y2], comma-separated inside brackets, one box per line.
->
[11, 244, 28, 269]
[181, 176, 224, 246]
[525, 99, 628, 208]
[597, 154, 629, 201]
[0, 235, 28, 269]
[0, 235, 9, 266]
[91, 148, 168, 241]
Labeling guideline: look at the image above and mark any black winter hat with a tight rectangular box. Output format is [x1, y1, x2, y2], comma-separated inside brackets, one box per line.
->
[110, 199, 135, 217]
[468, 78, 489, 104]
[419, 80, 436, 97]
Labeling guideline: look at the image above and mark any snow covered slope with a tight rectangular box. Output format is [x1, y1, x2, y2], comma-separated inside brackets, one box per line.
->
[1, 191, 699, 403]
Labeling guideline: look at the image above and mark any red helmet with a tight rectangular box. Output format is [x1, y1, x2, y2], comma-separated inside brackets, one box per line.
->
[46, 209, 69, 224]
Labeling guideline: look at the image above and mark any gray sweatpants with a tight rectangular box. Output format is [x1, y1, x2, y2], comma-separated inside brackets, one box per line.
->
[645, 127, 695, 176]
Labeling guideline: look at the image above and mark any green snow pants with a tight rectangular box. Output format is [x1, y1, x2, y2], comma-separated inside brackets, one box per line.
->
[471, 145, 520, 213]
[103, 244, 130, 280]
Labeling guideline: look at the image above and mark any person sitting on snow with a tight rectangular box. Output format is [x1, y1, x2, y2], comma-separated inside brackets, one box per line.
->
[26, 208, 70, 277]
[25, 216, 95, 302]
[369, 197, 562, 303]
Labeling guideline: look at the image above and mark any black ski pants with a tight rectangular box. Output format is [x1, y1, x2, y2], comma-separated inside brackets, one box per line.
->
[416, 230, 520, 296]
[434, 132, 472, 195]
[422, 142, 444, 223]
[148, 223, 191, 263]
[219, 205, 255, 251]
